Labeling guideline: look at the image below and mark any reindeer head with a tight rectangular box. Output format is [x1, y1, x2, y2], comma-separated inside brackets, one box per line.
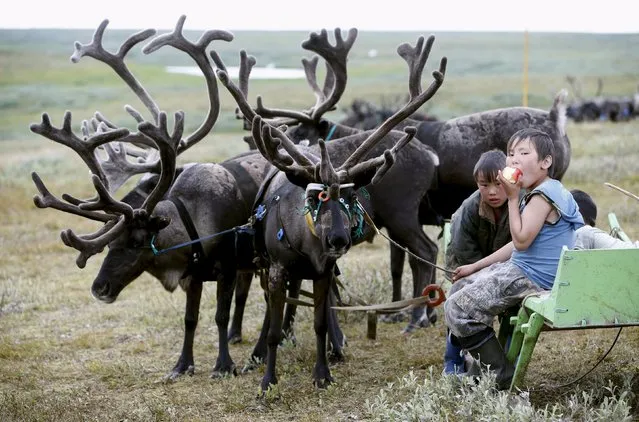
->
[31, 16, 230, 302]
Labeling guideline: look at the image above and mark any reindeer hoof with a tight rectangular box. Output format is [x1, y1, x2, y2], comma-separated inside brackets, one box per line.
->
[211, 363, 237, 378]
[313, 375, 334, 389]
[163, 364, 195, 383]
[228, 333, 243, 344]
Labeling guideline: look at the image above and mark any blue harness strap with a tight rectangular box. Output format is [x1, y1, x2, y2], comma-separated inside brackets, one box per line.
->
[325, 124, 337, 141]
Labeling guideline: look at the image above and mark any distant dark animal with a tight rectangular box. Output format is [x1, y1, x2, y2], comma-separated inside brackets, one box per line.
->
[565, 75, 636, 122]
[217, 30, 446, 391]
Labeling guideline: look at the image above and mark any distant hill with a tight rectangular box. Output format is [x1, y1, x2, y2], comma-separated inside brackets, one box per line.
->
[1, 28, 638, 140]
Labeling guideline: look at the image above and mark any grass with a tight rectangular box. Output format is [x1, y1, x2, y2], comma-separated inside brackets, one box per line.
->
[1, 27, 639, 421]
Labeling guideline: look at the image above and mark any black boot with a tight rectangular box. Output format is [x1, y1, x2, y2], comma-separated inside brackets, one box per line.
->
[457, 329, 514, 391]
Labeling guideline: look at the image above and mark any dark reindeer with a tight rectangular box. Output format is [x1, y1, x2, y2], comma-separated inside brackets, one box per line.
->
[217, 31, 446, 391]
[30, 16, 275, 381]
[238, 30, 451, 332]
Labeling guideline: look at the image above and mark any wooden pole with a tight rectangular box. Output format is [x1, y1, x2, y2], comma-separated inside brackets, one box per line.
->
[523, 29, 529, 107]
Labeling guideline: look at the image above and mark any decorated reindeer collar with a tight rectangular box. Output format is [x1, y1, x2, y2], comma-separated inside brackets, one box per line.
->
[302, 182, 366, 240]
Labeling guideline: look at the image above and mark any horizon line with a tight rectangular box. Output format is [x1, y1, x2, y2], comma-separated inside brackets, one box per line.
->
[1, 26, 637, 35]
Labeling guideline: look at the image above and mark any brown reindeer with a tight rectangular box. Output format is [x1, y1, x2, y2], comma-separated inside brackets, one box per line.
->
[217, 31, 446, 391]
[30, 16, 276, 381]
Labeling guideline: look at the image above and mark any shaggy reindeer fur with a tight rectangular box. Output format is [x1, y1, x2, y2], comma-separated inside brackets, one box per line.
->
[91, 154, 272, 380]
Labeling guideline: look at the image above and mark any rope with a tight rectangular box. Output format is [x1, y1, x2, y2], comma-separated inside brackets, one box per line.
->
[150, 224, 251, 255]
[360, 208, 455, 275]
[529, 327, 623, 391]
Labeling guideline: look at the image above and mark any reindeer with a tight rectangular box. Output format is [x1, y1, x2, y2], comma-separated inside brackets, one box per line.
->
[236, 30, 452, 332]
[217, 31, 446, 391]
[30, 16, 277, 381]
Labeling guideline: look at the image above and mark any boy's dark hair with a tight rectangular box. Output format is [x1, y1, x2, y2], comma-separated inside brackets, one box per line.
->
[473, 149, 507, 183]
[506, 128, 555, 177]
[570, 189, 597, 226]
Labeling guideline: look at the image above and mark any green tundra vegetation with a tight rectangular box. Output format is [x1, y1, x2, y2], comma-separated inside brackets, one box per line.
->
[0, 26, 638, 421]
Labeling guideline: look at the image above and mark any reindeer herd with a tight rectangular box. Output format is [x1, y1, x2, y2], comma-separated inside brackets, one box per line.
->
[30, 16, 572, 394]
[565, 75, 639, 123]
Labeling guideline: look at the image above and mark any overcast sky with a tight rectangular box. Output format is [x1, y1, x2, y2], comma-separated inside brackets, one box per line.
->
[2, 0, 637, 33]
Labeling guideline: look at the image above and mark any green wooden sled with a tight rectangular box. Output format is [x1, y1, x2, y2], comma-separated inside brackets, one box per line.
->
[506, 213, 639, 391]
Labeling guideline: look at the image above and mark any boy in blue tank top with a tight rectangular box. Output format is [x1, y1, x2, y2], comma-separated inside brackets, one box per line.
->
[443, 128, 584, 390]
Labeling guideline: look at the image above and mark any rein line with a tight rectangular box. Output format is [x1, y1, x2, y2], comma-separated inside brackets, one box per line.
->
[150, 223, 251, 256]
[360, 209, 455, 275]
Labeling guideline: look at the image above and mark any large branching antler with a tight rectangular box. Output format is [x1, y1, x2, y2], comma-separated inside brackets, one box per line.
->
[250, 115, 317, 181]
[303, 28, 357, 121]
[334, 35, 446, 178]
[223, 34, 446, 189]
[30, 111, 130, 189]
[71, 20, 160, 123]
[31, 16, 220, 268]
[70, 15, 230, 190]
[143, 15, 232, 154]
[237, 28, 357, 127]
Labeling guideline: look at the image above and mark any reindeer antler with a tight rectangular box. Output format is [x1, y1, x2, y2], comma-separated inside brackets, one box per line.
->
[236, 28, 357, 127]
[336, 35, 446, 174]
[225, 34, 446, 189]
[31, 16, 223, 268]
[70, 16, 230, 191]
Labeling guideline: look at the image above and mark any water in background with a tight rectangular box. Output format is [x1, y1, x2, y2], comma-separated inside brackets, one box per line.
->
[166, 66, 306, 80]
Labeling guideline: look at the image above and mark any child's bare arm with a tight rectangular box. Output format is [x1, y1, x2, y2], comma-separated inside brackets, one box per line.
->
[509, 194, 552, 250]
[452, 241, 515, 281]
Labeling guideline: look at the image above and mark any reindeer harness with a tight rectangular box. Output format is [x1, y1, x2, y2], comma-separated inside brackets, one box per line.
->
[302, 182, 367, 241]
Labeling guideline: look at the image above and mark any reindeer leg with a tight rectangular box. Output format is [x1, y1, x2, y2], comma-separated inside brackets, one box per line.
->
[312, 274, 334, 388]
[228, 271, 253, 344]
[242, 271, 269, 373]
[402, 233, 439, 335]
[211, 268, 237, 378]
[260, 265, 286, 393]
[327, 282, 346, 363]
[242, 291, 269, 373]
[281, 278, 301, 345]
[165, 280, 202, 381]
[381, 244, 407, 324]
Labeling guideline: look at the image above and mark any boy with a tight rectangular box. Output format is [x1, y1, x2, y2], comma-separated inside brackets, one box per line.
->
[571, 189, 638, 249]
[443, 150, 516, 374]
[444, 128, 584, 390]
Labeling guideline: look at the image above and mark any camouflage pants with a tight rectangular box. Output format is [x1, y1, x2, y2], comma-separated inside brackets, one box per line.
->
[444, 260, 543, 338]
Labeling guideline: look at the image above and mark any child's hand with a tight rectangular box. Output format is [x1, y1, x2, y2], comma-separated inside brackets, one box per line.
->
[498, 170, 521, 200]
[452, 264, 476, 282]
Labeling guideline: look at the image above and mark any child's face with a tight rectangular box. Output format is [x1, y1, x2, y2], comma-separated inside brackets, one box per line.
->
[506, 138, 551, 189]
[476, 173, 507, 208]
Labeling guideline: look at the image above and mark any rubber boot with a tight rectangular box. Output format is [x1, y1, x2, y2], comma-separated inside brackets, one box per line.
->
[443, 332, 466, 375]
[460, 331, 514, 390]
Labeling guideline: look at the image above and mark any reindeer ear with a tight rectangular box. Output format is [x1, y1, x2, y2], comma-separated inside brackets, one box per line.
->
[285, 169, 314, 189]
[318, 119, 330, 136]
